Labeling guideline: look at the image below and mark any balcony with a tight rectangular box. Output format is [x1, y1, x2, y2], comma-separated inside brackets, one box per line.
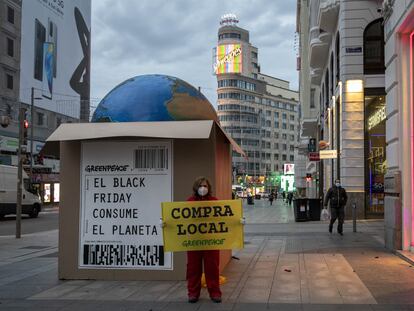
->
[318, 0, 340, 34]
[310, 67, 322, 85]
[309, 27, 329, 69]
[301, 117, 319, 138]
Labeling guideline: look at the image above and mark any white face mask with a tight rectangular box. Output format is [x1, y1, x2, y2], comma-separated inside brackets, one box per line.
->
[198, 186, 208, 196]
[335, 183, 341, 187]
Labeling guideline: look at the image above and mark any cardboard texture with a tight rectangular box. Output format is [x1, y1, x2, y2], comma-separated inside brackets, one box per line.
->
[47, 121, 236, 281]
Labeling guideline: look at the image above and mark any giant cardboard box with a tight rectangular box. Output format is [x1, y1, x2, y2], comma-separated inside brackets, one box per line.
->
[44, 120, 243, 280]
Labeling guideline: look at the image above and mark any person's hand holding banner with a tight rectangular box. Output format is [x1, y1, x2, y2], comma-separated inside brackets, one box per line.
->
[161, 200, 244, 252]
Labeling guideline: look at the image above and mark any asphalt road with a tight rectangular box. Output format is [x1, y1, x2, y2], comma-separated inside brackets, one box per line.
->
[0, 209, 59, 236]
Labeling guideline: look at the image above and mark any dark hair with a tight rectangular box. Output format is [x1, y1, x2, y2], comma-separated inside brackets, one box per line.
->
[192, 176, 212, 197]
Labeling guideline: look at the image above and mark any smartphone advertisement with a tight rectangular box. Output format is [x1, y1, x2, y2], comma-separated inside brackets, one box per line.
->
[20, 0, 91, 119]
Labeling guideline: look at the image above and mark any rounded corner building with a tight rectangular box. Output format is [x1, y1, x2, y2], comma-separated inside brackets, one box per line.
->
[214, 14, 299, 191]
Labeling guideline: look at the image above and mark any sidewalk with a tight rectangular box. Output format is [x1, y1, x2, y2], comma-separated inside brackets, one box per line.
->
[0, 199, 413, 310]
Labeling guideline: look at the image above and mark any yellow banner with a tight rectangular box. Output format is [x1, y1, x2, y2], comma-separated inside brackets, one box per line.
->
[161, 200, 244, 252]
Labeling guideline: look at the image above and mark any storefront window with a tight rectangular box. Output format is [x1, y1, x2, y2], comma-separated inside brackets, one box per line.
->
[54, 183, 60, 202]
[44, 183, 51, 203]
[365, 93, 386, 216]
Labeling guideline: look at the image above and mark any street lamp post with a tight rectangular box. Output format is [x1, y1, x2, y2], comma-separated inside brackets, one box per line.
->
[30, 87, 42, 182]
[30, 87, 34, 181]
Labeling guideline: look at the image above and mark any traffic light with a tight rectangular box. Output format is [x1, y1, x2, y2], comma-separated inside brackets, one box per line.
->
[23, 119, 29, 145]
[306, 173, 312, 182]
[308, 138, 316, 152]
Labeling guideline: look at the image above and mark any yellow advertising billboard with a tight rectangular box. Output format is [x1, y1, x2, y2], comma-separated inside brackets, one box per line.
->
[161, 200, 244, 252]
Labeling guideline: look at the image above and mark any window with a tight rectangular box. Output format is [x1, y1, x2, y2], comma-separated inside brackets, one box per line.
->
[274, 112, 279, 118]
[330, 53, 334, 95]
[37, 112, 44, 126]
[282, 133, 287, 140]
[325, 70, 329, 107]
[7, 38, 14, 57]
[282, 123, 287, 130]
[290, 145, 294, 151]
[274, 153, 279, 160]
[290, 115, 295, 121]
[290, 124, 295, 131]
[266, 153, 271, 160]
[274, 143, 279, 149]
[364, 19, 385, 74]
[274, 132, 279, 139]
[265, 120, 271, 127]
[266, 142, 271, 149]
[283, 144, 287, 151]
[252, 51, 258, 58]
[336, 33, 340, 82]
[282, 113, 287, 120]
[274, 121, 279, 128]
[7, 6, 14, 24]
[290, 155, 294, 161]
[6, 74, 13, 89]
[310, 88, 316, 108]
[282, 154, 287, 161]
[218, 33, 241, 40]
[266, 131, 271, 138]
[290, 134, 295, 140]
[266, 110, 271, 116]
[274, 164, 278, 171]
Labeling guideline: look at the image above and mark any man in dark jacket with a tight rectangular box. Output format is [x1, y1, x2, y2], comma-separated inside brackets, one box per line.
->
[324, 179, 348, 235]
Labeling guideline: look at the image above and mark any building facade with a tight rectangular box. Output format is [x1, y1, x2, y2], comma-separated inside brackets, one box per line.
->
[382, 0, 414, 251]
[297, 0, 386, 219]
[214, 15, 299, 191]
[0, 0, 91, 204]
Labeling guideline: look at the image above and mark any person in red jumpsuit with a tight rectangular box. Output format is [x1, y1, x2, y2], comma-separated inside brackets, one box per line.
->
[186, 176, 222, 303]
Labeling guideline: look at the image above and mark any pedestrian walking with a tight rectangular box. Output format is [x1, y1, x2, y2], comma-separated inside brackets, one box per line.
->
[268, 191, 274, 206]
[324, 179, 348, 235]
[282, 191, 286, 201]
[287, 192, 293, 206]
[186, 177, 222, 304]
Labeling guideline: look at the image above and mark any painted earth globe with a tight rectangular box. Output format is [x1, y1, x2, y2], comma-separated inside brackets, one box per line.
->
[91, 74, 218, 122]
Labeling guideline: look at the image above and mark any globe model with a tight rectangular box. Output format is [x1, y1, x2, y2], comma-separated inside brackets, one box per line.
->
[91, 74, 218, 122]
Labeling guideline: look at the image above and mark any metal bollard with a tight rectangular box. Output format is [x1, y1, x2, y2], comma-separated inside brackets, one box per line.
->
[352, 202, 357, 232]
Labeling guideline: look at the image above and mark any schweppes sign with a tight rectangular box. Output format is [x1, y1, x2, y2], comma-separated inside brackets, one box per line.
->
[161, 200, 244, 252]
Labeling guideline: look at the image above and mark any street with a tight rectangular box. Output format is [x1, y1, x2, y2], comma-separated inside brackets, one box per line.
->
[0, 199, 412, 310]
[0, 207, 58, 236]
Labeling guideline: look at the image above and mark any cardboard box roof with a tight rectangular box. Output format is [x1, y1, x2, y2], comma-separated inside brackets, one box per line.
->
[44, 120, 245, 157]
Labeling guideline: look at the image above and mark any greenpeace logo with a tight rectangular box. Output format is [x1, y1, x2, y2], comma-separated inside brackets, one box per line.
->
[85, 165, 129, 173]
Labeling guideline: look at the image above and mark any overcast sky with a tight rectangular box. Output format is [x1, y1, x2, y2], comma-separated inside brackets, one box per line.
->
[91, 0, 298, 108]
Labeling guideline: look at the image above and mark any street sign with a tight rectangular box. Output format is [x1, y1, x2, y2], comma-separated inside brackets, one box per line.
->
[319, 150, 338, 159]
[308, 152, 320, 161]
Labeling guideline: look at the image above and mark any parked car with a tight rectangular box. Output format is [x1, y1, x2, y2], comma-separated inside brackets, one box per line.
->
[0, 165, 42, 218]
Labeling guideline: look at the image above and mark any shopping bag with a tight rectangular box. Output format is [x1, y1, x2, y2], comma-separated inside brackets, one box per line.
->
[320, 208, 330, 221]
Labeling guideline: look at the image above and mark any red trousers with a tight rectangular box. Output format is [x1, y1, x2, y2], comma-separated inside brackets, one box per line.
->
[187, 250, 221, 298]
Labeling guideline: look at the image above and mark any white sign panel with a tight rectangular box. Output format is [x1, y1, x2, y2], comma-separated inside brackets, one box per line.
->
[80, 141, 173, 270]
[319, 150, 338, 159]
[284, 163, 295, 175]
[20, 0, 91, 118]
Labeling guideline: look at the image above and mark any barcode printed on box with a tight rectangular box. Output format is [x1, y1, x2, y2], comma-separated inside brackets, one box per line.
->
[83, 244, 165, 267]
[134, 148, 168, 170]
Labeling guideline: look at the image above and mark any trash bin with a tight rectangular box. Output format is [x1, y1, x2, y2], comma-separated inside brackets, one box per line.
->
[294, 198, 308, 222]
[308, 198, 322, 221]
[247, 195, 254, 205]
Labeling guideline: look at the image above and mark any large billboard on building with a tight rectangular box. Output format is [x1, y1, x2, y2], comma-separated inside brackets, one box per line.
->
[213, 44, 242, 74]
[20, 0, 91, 119]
